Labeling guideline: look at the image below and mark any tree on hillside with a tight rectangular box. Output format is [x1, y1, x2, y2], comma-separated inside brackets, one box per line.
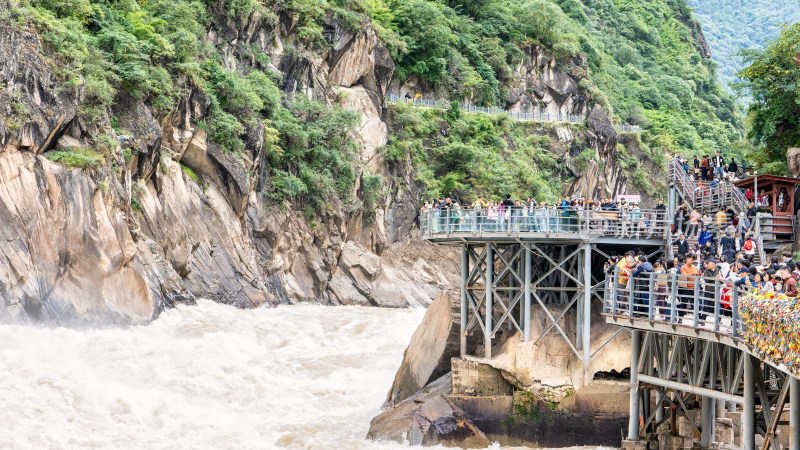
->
[737, 22, 800, 174]
[689, 0, 800, 92]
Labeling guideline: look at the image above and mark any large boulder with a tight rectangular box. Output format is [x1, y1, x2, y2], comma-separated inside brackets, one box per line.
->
[367, 374, 491, 448]
[332, 240, 435, 308]
[788, 147, 800, 178]
[384, 292, 458, 407]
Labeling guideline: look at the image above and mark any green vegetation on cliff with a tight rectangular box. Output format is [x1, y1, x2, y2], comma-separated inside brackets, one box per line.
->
[688, 0, 800, 92]
[387, 102, 563, 201]
[5, 0, 746, 208]
[7, 0, 368, 210]
[384, 0, 741, 157]
[737, 22, 800, 175]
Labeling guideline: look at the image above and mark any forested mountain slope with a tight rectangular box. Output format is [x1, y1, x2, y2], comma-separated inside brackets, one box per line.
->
[688, 0, 800, 92]
[0, 0, 741, 322]
[387, 0, 740, 156]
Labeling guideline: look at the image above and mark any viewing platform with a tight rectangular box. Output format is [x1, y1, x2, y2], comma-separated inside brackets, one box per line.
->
[602, 267, 800, 450]
[420, 159, 800, 450]
[420, 206, 670, 246]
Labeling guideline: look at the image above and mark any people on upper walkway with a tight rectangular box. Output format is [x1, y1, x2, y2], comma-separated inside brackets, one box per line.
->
[423, 193, 670, 237]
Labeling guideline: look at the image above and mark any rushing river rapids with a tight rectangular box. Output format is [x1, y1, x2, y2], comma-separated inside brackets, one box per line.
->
[0, 301, 609, 449]
[0, 302, 427, 449]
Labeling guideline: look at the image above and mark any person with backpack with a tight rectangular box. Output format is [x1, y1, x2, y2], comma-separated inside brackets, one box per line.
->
[728, 158, 738, 178]
[631, 256, 654, 315]
[743, 234, 756, 257]
[700, 259, 721, 325]
[687, 209, 702, 236]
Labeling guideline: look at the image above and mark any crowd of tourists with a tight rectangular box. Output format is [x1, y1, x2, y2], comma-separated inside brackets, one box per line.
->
[674, 151, 742, 182]
[422, 195, 667, 236]
[606, 241, 799, 327]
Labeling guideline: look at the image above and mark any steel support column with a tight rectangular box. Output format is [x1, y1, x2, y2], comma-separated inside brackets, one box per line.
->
[576, 251, 583, 351]
[524, 245, 531, 342]
[583, 243, 592, 385]
[485, 244, 494, 359]
[460, 246, 468, 357]
[629, 329, 642, 440]
[792, 376, 800, 450]
[701, 344, 716, 448]
[744, 355, 756, 450]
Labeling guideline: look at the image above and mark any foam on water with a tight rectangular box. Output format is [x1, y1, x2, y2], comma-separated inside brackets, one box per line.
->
[0, 300, 610, 450]
[0, 301, 430, 449]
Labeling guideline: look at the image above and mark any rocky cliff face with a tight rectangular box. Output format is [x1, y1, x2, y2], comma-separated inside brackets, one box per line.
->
[0, 6, 459, 323]
[0, 3, 639, 323]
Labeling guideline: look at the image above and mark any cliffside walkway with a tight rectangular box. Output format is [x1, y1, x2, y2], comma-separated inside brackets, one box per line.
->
[419, 205, 669, 389]
[420, 156, 800, 450]
[386, 94, 642, 132]
[602, 269, 800, 450]
[421, 205, 669, 245]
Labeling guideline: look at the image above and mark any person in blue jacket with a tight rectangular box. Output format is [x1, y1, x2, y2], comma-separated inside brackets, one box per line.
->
[631, 256, 654, 315]
[698, 226, 712, 247]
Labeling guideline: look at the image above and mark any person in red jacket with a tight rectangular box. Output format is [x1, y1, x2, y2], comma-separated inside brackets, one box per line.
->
[782, 266, 798, 297]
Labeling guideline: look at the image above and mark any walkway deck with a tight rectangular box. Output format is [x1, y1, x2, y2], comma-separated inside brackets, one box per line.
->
[421, 206, 669, 245]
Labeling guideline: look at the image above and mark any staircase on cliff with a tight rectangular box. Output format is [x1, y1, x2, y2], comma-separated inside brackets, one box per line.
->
[667, 159, 766, 265]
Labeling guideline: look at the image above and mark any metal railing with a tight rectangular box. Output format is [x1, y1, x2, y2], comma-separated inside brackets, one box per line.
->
[420, 206, 670, 240]
[618, 124, 643, 132]
[387, 94, 585, 123]
[752, 216, 768, 265]
[668, 159, 748, 213]
[603, 266, 754, 340]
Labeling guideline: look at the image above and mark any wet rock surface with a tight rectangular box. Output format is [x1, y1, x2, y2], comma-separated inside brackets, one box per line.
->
[383, 292, 459, 407]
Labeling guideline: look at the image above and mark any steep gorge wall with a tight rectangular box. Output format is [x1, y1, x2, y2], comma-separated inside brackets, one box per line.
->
[0, 4, 640, 324]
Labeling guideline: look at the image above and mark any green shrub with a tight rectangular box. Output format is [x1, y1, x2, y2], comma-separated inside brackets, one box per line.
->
[361, 173, 384, 223]
[180, 163, 200, 184]
[47, 148, 104, 169]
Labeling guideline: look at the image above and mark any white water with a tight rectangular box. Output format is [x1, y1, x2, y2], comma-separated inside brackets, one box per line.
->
[0, 301, 430, 449]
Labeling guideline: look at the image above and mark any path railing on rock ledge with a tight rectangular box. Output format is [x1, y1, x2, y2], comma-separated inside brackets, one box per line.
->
[420, 206, 668, 241]
[386, 94, 642, 132]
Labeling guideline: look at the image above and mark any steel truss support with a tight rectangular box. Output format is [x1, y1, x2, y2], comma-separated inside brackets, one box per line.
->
[628, 331, 792, 450]
[460, 241, 604, 379]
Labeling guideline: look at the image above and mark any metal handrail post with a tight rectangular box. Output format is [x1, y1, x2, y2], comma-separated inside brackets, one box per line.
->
[524, 245, 531, 341]
[613, 266, 620, 315]
[628, 271, 634, 320]
[669, 272, 678, 324]
[485, 244, 494, 358]
[648, 272, 656, 321]
[732, 287, 739, 339]
[713, 279, 721, 333]
[693, 277, 701, 328]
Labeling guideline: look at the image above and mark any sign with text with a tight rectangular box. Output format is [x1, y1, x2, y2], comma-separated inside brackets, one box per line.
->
[616, 194, 641, 203]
